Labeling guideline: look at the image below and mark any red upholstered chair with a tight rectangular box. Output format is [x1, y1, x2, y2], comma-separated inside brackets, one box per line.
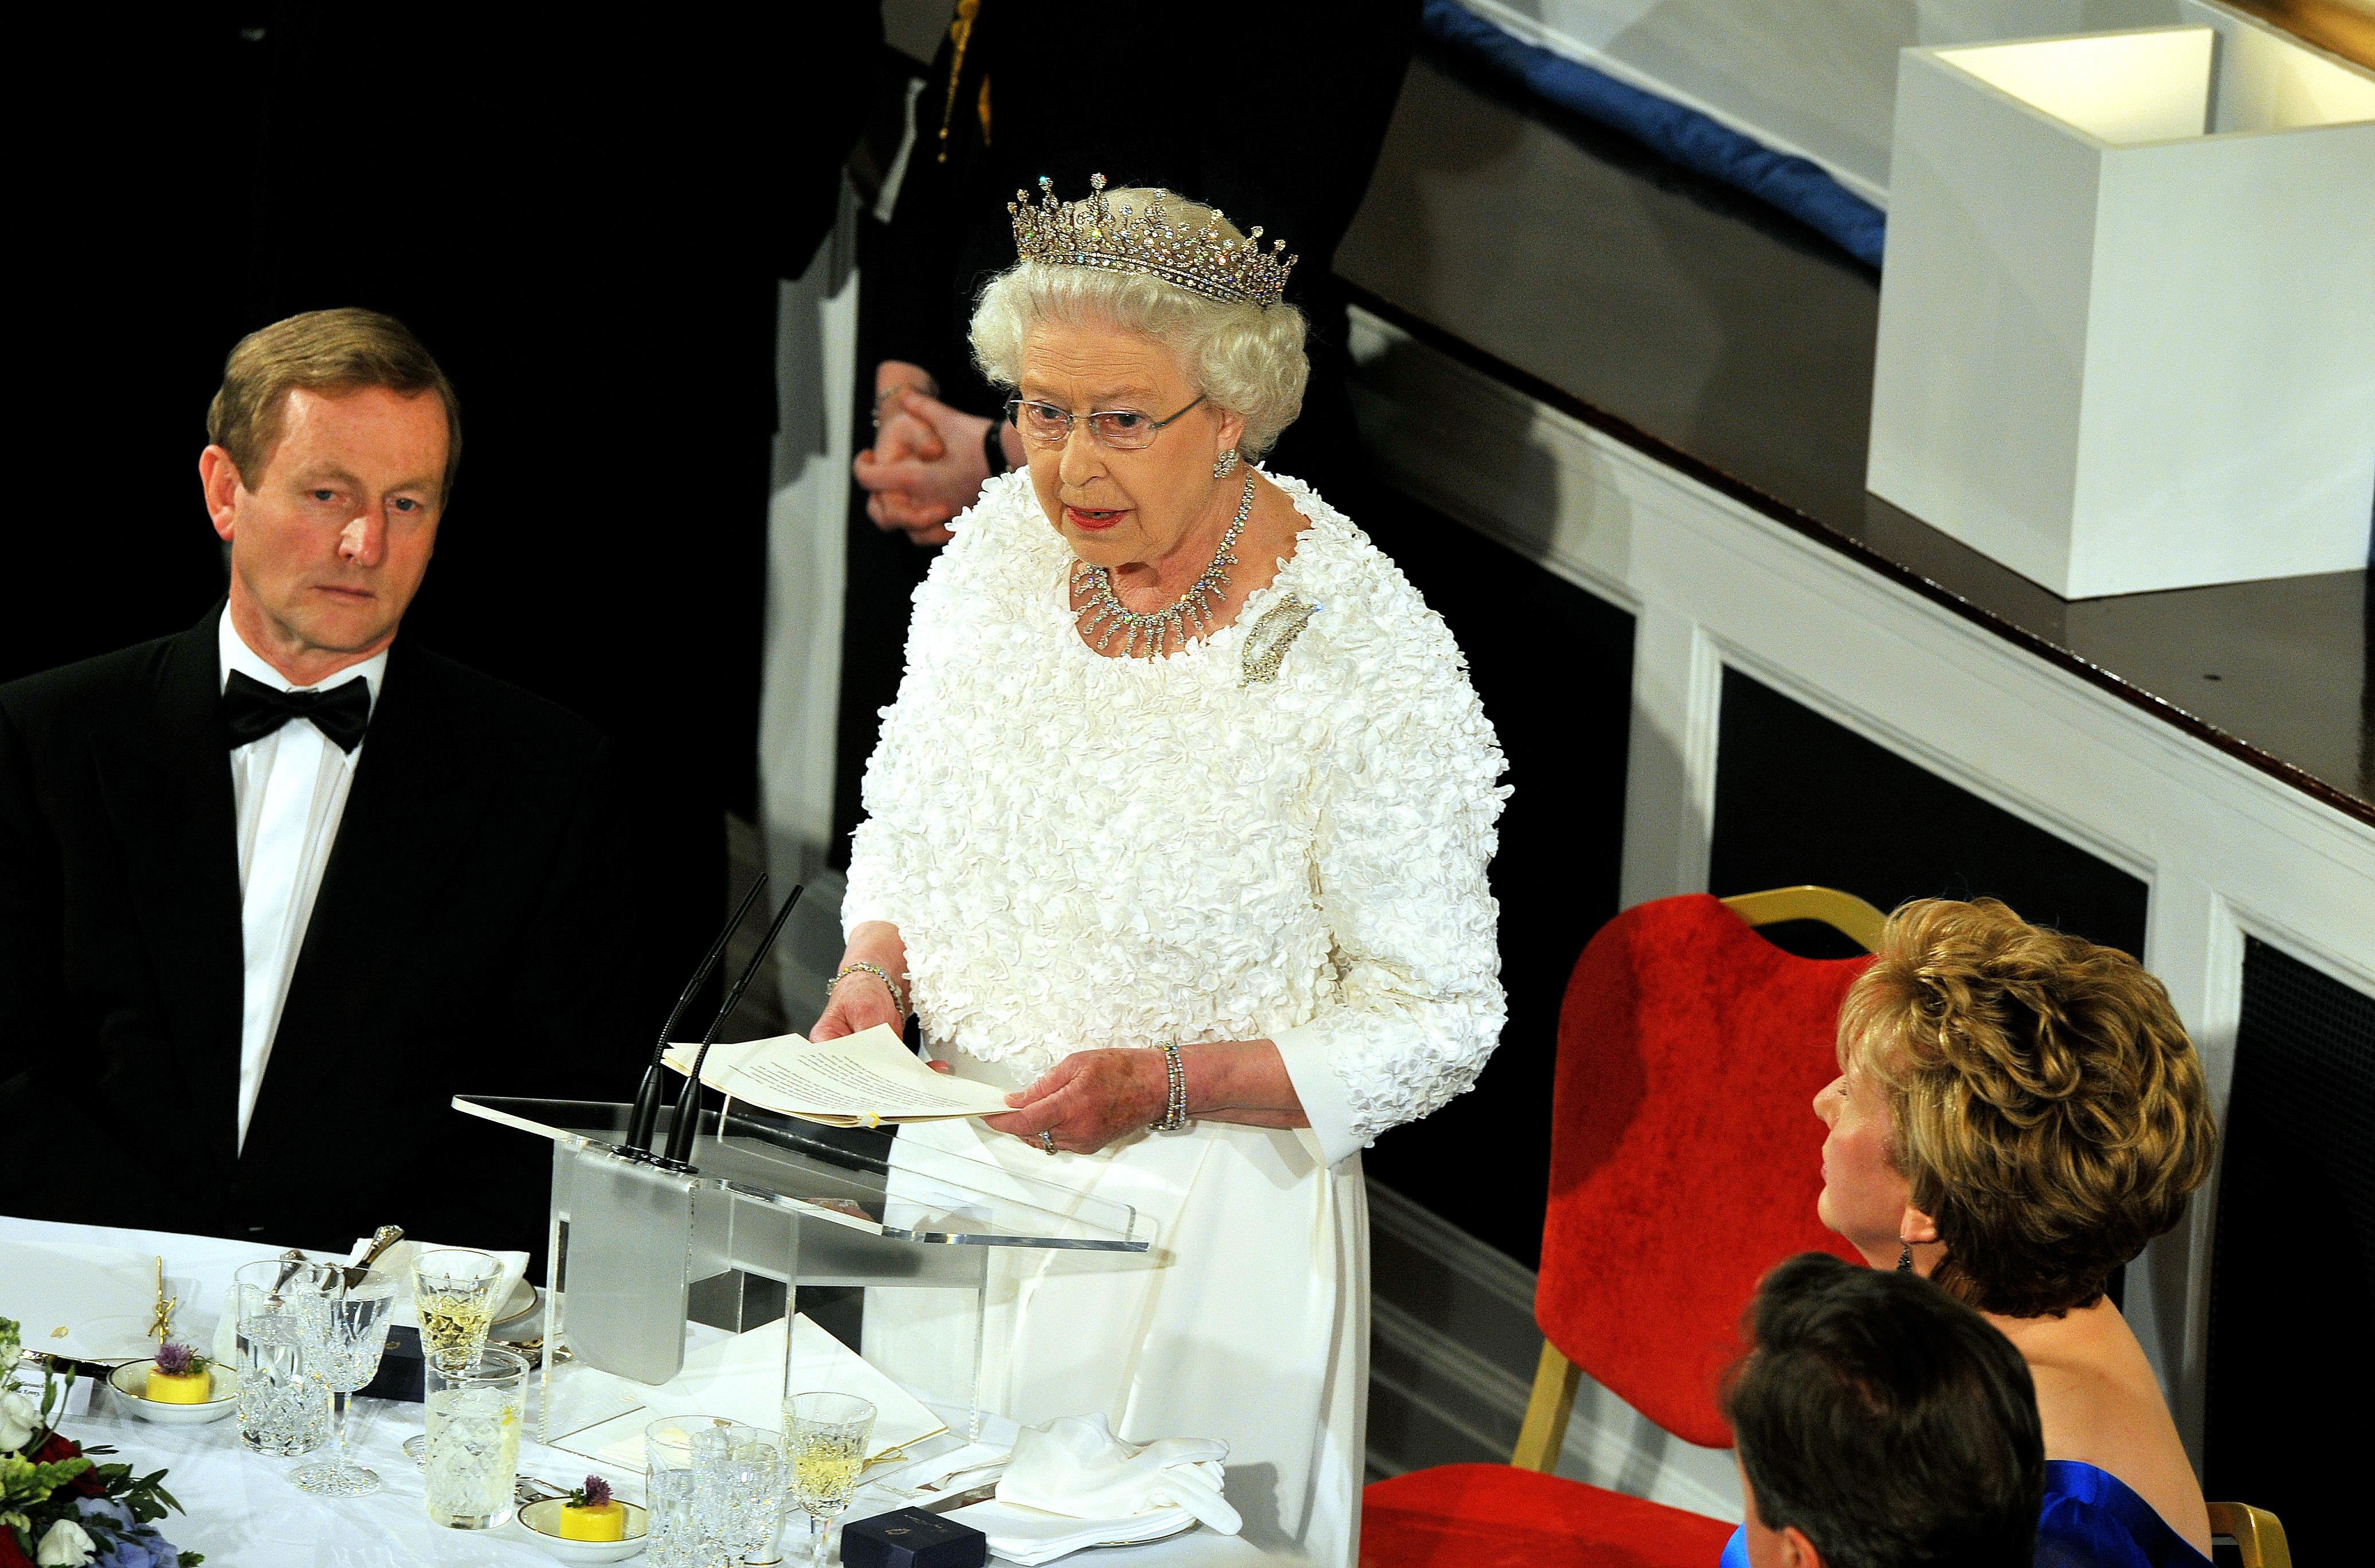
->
[1360, 888, 1883, 1568]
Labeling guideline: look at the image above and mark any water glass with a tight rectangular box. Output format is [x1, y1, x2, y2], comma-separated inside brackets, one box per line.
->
[403, 1248, 503, 1463]
[696, 1423, 786, 1565]
[288, 1263, 398, 1497]
[422, 1347, 527, 1529]
[784, 1393, 875, 1568]
[230, 1261, 328, 1457]
[646, 1416, 722, 1568]
[645, 1467, 700, 1568]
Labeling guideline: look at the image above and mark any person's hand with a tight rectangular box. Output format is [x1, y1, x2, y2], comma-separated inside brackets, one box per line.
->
[984, 1049, 1168, 1155]
[811, 971, 902, 1043]
[871, 389, 946, 466]
[853, 387, 997, 547]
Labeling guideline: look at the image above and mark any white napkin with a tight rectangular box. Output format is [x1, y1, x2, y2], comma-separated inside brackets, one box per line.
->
[949, 1414, 1239, 1565]
[875, 1441, 1010, 1500]
[548, 1315, 946, 1469]
[0, 1241, 167, 1362]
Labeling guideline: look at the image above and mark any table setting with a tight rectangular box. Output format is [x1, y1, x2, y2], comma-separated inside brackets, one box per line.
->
[3, 1216, 1269, 1567]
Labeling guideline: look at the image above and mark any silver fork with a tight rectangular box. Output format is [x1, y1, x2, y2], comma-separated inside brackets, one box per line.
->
[515, 1475, 569, 1505]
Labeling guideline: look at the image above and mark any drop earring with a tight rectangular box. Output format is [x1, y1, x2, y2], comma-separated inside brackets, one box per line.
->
[1212, 448, 1240, 479]
[1895, 1243, 1914, 1273]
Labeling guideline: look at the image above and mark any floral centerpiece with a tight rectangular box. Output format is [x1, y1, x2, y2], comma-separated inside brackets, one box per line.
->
[1, 1318, 203, 1568]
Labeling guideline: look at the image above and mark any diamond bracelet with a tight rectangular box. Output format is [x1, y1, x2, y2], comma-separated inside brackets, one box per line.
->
[1151, 1043, 1189, 1133]
[829, 961, 906, 1021]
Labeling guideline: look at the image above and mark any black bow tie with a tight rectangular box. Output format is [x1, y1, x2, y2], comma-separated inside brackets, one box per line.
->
[222, 669, 373, 754]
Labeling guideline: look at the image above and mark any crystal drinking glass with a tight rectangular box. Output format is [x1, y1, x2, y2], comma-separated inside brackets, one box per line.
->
[646, 1415, 725, 1568]
[422, 1346, 527, 1528]
[644, 1472, 700, 1568]
[287, 1263, 398, 1496]
[229, 1261, 329, 1457]
[695, 1421, 786, 1565]
[402, 1248, 503, 1462]
[784, 1393, 875, 1567]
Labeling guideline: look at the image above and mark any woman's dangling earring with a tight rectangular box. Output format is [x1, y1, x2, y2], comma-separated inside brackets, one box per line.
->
[1895, 1243, 1914, 1273]
[1212, 448, 1240, 479]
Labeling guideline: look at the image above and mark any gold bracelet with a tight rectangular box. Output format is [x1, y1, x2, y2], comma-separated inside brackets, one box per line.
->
[1151, 1043, 1189, 1133]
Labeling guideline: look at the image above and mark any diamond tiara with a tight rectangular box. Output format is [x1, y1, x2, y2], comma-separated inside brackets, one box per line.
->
[1008, 174, 1298, 311]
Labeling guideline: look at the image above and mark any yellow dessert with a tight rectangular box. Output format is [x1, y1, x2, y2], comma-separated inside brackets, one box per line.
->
[144, 1365, 212, 1403]
[557, 1501, 625, 1541]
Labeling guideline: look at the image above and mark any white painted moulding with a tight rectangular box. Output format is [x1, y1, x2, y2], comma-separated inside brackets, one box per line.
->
[1865, 22, 2375, 599]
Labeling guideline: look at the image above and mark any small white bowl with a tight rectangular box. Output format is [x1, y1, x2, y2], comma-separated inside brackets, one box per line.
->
[516, 1498, 649, 1562]
[105, 1361, 241, 1426]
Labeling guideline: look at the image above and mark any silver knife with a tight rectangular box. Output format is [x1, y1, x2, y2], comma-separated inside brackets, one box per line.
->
[916, 1481, 1001, 1515]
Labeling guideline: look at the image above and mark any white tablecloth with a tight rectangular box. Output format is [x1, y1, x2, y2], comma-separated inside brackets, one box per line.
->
[1, 1216, 1272, 1566]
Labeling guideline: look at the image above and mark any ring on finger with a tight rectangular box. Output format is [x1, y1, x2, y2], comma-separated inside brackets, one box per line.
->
[1038, 1131, 1057, 1155]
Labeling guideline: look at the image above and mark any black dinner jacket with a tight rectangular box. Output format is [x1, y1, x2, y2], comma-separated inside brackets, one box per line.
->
[0, 608, 639, 1255]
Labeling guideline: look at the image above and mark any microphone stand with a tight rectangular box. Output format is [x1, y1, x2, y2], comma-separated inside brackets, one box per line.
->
[661, 885, 804, 1167]
[620, 873, 770, 1156]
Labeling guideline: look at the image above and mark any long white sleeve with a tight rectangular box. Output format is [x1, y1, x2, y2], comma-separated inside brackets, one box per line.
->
[1269, 587, 1510, 1166]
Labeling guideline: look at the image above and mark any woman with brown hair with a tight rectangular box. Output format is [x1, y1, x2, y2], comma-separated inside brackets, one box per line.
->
[1808, 897, 2219, 1566]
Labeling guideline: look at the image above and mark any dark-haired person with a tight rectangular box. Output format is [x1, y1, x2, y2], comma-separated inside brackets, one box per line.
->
[1725, 1252, 2044, 1568]
[0, 309, 636, 1255]
[1812, 899, 2219, 1566]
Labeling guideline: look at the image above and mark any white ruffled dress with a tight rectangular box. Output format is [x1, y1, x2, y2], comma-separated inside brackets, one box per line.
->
[845, 470, 1508, 1563]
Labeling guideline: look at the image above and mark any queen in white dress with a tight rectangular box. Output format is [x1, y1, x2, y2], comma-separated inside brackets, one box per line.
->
[814, 178, 1508, 1564]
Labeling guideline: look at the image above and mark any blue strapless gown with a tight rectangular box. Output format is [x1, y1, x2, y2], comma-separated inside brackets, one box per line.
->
[1715, 1461, 2211, 1568]
[2033, 1461, 2213, 1567]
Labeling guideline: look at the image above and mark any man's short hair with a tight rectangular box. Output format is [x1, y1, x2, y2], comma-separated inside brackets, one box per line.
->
[1725, 1253, 2044, 1568]
[207, 308, 462, 497]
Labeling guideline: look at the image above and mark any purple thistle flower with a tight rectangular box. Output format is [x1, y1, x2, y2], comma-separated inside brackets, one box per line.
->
[568, 1475, 613, 1510]
[152, 1343, 202, 1377]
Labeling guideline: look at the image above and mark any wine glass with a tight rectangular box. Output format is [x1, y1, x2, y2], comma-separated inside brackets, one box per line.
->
[402, 1248, 503, 1463]
[287, 1263, 397, 1496]
[784, 1393, 874, 1567]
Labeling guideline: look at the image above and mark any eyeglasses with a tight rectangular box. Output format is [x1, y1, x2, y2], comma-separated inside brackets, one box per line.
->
[1005, 394, 1206, 452]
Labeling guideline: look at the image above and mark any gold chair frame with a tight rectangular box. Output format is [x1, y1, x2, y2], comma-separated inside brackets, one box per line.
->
[1510, 885, 1885, 1472]
[2208, 1502, 2292, 1568]
[1511, 890, 2295, 1568]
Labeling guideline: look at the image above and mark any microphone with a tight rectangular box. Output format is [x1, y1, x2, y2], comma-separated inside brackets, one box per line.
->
[662, 884, 804, 1166]
[621, 873, 770, 1155]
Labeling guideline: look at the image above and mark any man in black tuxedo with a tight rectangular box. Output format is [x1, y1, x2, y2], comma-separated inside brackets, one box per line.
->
[0, 309, 637, 1256]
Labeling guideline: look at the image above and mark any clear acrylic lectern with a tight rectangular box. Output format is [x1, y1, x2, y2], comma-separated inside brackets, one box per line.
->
[451, 1095, 1153, 1443]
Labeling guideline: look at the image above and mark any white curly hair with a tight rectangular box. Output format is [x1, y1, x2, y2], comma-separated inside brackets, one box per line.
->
[969, 187, 1310, 458]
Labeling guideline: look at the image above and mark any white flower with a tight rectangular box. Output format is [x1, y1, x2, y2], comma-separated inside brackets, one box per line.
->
[36, 1519, 96, 1567]
[0, 1386, 41, 1451]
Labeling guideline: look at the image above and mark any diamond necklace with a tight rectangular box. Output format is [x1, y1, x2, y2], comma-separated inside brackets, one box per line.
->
[1071, 475, 1257, 658]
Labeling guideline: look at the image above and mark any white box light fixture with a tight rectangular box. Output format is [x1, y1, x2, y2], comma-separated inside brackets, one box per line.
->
[1867, 17, 2375, 599]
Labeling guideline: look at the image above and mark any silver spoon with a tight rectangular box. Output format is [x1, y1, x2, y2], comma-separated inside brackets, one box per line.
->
[341, 1224, 405, 1288]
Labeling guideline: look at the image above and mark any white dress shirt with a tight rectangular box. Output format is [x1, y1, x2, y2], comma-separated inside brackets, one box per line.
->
[218, 610, 388, 1153]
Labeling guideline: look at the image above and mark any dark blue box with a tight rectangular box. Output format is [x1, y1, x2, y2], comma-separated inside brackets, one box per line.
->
[356, 1324, 423, 1403]
[840, 1506, 987, 1568]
